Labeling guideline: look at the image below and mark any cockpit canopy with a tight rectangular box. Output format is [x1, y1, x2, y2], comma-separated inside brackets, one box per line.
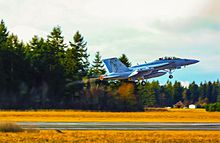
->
[158, 57, 181, 60]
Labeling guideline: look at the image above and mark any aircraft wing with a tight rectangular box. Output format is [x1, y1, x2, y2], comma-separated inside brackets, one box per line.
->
[129, 62, 170, 78]
[128, 67, 153, 78]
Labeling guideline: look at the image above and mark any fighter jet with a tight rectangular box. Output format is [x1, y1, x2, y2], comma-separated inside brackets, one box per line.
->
[99, 57, 199, 85]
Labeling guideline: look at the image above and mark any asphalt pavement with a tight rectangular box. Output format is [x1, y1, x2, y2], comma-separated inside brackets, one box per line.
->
[17, 122, 220, 130]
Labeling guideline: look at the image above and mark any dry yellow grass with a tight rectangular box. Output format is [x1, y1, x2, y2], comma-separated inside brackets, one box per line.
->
[0, 122, 23, 132]
[0, 130, 219, 143]
[0, 109, 219, 122]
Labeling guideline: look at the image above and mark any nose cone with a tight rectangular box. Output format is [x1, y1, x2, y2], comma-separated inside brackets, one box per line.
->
[186, 59, 199, 65]
[191, 59, 199, 64]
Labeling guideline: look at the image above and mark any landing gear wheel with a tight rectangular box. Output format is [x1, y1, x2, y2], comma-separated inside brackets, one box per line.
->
[135, 82, 140, 86]
[141, 81, 146, 86]
[169, 75, 173, 79]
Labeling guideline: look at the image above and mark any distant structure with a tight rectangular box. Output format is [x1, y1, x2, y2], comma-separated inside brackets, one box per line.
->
[173, 101, 185, 108]
[189, 104, 196, 109]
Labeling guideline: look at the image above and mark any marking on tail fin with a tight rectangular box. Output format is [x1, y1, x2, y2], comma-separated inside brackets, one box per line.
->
[103, 58, 130, 73]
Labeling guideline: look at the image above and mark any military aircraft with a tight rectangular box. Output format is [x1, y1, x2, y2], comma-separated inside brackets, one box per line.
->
[99, 57, 199, 85]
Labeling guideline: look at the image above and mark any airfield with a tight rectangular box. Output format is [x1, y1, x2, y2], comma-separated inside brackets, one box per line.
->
[1, 109, 220, 131]
[0, 109, 220, 142]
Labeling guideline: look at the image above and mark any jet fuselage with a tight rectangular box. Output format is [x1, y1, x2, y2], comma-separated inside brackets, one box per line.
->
[101, 57, 199, 84]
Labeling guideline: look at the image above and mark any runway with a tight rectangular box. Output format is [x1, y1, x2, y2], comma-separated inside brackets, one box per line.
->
[17, 122, 220, 130]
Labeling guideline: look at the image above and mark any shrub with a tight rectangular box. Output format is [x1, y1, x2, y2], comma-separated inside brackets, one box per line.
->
[205, 103, 220, 112]
[0, 122, 23, 132]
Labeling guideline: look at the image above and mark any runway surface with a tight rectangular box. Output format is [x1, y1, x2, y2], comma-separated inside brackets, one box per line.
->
[17, 122, 220, 130]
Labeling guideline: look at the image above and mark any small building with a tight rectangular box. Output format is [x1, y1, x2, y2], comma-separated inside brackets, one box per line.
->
[174, 101, 185, 108]
[189, 104, 196, 109]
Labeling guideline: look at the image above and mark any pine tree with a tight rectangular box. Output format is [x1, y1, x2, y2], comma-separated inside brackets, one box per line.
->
[207, 81, 213, 103]
[44, 26, 67, 104]
[0, 20, 9, 87]
[188, 81, 199, 103]
[69, 31, 90, 78]
[173, 81, 184, 104]
[217, 80, 220, 102]
[151, 81, 160, 106]
[47, 26, 67, 72]
[64, 48, 78, 79]
[0, 20, 8, 48]
[164, 81, 174, 106]
[137, 82, 156, 107]
[119, 54, 131, 67]
[27, 36, 47, 79]
[89, 51, 106, 77]
[47, 26, 66, 50]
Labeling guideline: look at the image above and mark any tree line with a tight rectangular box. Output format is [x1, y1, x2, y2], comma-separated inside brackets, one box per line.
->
[0, 20, 219, 111]
[205, 103, 220, 112]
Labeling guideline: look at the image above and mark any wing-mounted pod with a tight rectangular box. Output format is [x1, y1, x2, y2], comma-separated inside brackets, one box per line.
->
[144, 71, 166, 79]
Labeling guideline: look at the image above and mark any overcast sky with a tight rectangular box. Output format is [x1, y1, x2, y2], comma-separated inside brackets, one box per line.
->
[0, 0, 219, 85]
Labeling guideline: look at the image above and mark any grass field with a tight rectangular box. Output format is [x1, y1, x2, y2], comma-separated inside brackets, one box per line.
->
[0, 109, 219, 122]
[0, 130, 219, 143]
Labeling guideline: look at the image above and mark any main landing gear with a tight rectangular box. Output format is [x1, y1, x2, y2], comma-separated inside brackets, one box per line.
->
[135, 80, 146, 86]
[168, 69, 174, 79]
[141, 80, 146, 86]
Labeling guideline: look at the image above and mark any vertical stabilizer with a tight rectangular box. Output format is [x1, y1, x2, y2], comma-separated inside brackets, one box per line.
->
[103, 58, 130, 73]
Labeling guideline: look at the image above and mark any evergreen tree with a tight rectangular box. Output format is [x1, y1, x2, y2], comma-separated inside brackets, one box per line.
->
[207, 81, 215, 103]
[0, 20, 9, 87]
[198, 83, 205, 104]
[89, 51, 106, 77]
[217, 89, 220, 103]
[138, 82, 156, 107]
[119, 54, 131, 67]
[64, 47, 78, 79]
[188, 81, 199, 103]
[45, 26, 67, 105]
[27, 36, 48, 80]
[217, 80, 220, 102]
[0, 33, 28, 87]
[69, 31, 89, 78]
[63, 31, 89, 103]
[173, 81, 184, 104]
[164, 81, 174, 106]
[151, 81, 160, 106]
[0, 20, 8, 48]
[47, 26, 66, 73]
[211, 81, 219, 103]
[158, 86, 168, 107]
[198, 82, 209, 104]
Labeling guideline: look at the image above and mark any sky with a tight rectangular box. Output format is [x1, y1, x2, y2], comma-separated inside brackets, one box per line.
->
[0, 0, 219, 85]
